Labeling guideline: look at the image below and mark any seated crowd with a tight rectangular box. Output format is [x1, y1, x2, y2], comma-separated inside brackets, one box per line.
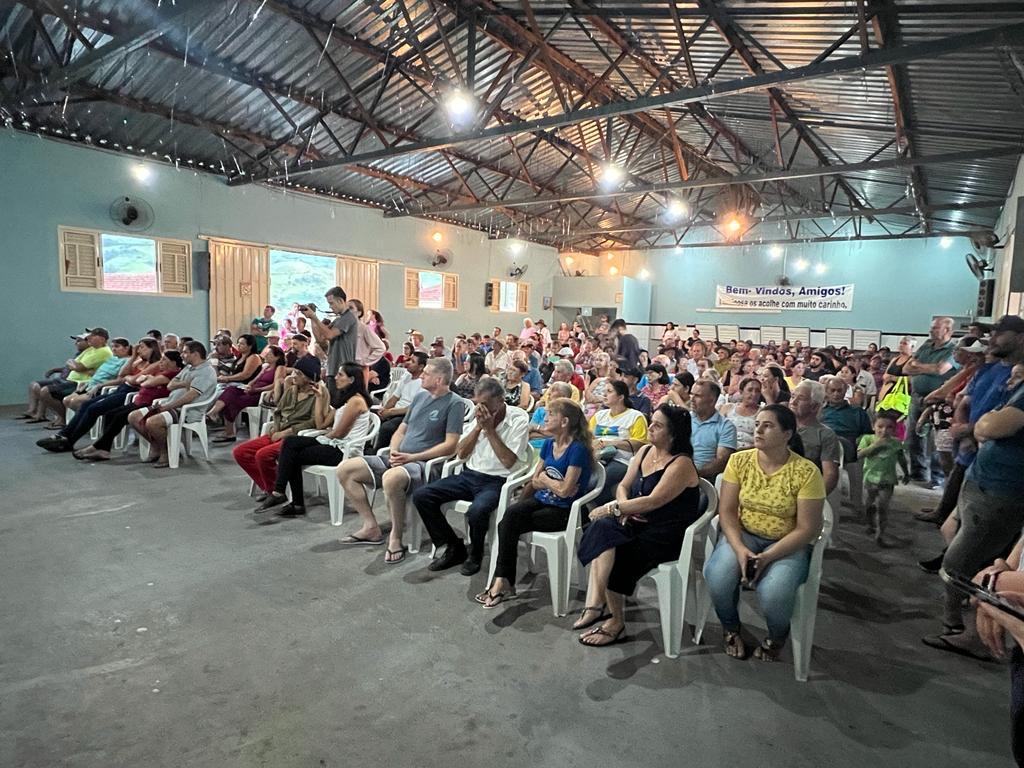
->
[20, 300, 1024, 757]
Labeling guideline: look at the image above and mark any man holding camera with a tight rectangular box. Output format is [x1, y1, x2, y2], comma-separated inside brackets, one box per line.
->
[300, 286, 356, 400]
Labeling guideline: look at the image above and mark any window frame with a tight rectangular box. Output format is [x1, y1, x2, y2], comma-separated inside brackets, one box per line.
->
[487, 278, 530, 314]
[58, 225, 193, 298]
[404, 268, 459, 310]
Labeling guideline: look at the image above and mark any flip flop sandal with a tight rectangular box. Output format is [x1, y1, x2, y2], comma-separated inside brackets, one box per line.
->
[483, 591, 516, 609]
[921, 633, 994, 662]
[724, 631, 748, 660]
[384, 546, 408, 564]
[25, 417, 47, 424]
[571, 605, 611, 630]
[578, 625, 626, 647]
[341, 534, 385, 545]
[46, 423, 66, 430]
[753, 639, 783, 662]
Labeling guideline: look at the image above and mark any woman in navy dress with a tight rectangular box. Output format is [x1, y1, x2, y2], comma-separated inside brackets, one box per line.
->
[575, 404, 702, 646]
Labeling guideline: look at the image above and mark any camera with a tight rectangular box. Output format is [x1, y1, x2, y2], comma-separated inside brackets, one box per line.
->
[297, 303, 318, 313]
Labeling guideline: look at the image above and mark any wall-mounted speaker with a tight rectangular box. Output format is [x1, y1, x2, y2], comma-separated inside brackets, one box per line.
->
[977, 278, 996, 318]
[484, 281, 494, 307]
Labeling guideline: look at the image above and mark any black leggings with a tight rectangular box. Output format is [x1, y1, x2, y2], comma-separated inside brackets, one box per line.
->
[493, 495, 570, 584]
[273, 436, 345, 501]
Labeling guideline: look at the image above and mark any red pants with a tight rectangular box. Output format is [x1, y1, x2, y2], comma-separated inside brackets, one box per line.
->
[233, 435, 283, 493]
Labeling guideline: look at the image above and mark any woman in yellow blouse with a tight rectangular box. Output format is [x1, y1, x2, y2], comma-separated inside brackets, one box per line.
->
[703, 404, 825, 662]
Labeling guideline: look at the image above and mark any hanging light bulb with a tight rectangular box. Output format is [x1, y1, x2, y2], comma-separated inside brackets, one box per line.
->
[599, 162, 624, 189]
[443, 89, 475, 125]
[665, 199, 688, 222]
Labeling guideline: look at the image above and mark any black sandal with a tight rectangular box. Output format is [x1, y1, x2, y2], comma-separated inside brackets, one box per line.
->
[571, 605, 611, 630]
[753, 638, 783, 662]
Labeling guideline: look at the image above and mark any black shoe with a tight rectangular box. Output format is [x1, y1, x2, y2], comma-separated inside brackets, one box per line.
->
[276, 503, 306, 517]
[460, 558, 482, 576]
[918, 552, 945, 574]
[428, 541, 467, 572]
[256, 492, 287, 511]
[254, 493, 268, 504]
[37, 436, 72, 452]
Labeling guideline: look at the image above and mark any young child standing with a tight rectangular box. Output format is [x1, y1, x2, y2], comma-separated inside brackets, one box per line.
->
[858, 410, 910, 545]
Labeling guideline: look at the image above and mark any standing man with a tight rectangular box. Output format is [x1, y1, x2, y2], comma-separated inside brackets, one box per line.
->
[610, 318, 641, 370]
[924, 315, 1024, 657]
[302, 287, 356, 401]
[413, 378, 530, 575]
[250, 305, 279, 353]
[821, 377, 873, 514]
[903, 316, 956, 484]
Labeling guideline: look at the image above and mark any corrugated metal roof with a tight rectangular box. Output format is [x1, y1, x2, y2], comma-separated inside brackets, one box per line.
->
[2, 0, 1022, 251]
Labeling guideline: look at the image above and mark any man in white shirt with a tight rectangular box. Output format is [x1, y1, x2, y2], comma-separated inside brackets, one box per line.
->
[484, 337, 511, 375]
[375, 351, 426, 450]
[849, 355, 878, 397]
[413, 377, 530, 575]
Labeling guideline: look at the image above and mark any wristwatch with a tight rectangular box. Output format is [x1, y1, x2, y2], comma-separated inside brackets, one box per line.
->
[610, 501, 622, 518]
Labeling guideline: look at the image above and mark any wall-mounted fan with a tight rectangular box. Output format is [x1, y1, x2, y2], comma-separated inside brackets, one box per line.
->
[965, 252, 994, 281]
[109, 196, 154, 231]
[508, 263, 528, 280]
[430, 247, 453, 268]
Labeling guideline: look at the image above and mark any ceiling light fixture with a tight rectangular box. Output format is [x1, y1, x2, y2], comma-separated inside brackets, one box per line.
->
[564, 256, 574, 265]
[639, 268, 651, 280]
[609, 266, 619, 275]
[443, 89, 475, 125]
[793, 258, 809, 273]
[431, 230, 443, 243]
[132, 163, 151, 181]
[508, 240, 525, 255]
[599, 162, 625, 189]
[666, 199, 688, 221]
[940, 236, 953, 249]
[814, 262, 827, 275]
[769, 245, 784, 260]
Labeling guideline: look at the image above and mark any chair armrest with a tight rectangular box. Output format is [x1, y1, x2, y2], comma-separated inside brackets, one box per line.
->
[442, 457, 466, 478]
[297, 429, 327, 438]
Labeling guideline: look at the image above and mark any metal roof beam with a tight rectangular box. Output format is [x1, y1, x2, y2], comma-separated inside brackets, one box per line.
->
[384, 145, 1021, 217]
[232, 21, 1024, 186]
[609, 230, 989, 251]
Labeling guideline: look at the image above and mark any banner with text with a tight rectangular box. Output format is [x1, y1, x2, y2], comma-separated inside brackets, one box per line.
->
[715, 283, 855, 312]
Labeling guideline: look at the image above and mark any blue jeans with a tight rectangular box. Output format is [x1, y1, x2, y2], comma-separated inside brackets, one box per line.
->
[703, 529, 812, 643]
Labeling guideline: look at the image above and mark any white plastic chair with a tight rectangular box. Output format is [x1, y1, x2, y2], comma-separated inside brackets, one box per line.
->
[695, 501, 834, 682]
[370, 447, 451, 554]
[241, 390, 272, 438]
[638, 478, 719, 659]
[370, 367, 408, 408]
[487, 462, 606, 617]
[301, 412, 381, 526]
[431, 446, 538, 558]
[138, 388, 221, 468]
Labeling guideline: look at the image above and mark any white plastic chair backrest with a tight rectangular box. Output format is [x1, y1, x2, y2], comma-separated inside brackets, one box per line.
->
[566, 461, 605, 535]
[836, 439, 845, 470]
[364, 411, 381, 447]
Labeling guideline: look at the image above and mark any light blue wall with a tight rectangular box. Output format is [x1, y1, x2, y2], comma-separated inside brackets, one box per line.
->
[0, 131, 560, 404]
[620, 277, 651, 325]
[646, 237, 979, 334]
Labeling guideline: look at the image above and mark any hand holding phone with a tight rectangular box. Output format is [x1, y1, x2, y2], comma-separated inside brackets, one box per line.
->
[742, 553, 759, 585]
[941, 570, 1024, 623]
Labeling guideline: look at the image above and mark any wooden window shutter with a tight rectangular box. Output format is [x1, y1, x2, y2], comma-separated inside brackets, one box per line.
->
[61, 229, 100, 289]
[404, 269, 420, 308]
[158, 241, 191, 294]
[516, 282, 530, 314]
[489, 279, 500, 311]
[443, 273, 459, 310]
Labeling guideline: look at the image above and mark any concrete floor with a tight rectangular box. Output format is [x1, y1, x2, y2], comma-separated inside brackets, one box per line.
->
[0, 406, 1012, 768]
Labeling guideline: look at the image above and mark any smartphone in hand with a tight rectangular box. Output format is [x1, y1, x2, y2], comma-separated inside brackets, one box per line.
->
[941, 570, 1024, 622]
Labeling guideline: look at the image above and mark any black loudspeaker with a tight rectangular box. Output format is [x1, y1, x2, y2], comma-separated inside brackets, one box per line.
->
[484, 281, 494, 307]
[977, 278, 996, 317]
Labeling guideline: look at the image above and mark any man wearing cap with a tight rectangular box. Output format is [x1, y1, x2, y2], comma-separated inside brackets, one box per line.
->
[924, 315, 1024, 657]
[60, 336, 134, 415]
[535, 318, 552, 350]
[903, 316, 957, 484]
[484, 337, 510, 375]
[33, 328, 113, 428]
[237, 354, 322, 487]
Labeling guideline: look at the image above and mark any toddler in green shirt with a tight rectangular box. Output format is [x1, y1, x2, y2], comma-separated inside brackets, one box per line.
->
[857, 410, 910, 545]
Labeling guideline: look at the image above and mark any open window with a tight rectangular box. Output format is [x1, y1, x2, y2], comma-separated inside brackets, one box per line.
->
[59, 227, 192, 296]
[405, 269, 458, 310]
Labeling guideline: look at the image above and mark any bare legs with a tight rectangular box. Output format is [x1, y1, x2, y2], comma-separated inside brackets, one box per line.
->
[578, 548, 626, 645]
[337, 459, 384, 541]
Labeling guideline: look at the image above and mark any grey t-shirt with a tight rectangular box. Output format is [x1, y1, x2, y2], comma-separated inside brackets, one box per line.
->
[799, 419, 840, 470]
[165, 361, 218, 419]
[399, 390, 465, 454]
[326, 310, 358, 375]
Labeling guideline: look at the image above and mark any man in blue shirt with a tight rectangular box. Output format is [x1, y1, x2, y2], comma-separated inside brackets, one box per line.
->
[903, 316, 957, 483]
[689, 380, 737, 481]
[924, 315, 1024, 658]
